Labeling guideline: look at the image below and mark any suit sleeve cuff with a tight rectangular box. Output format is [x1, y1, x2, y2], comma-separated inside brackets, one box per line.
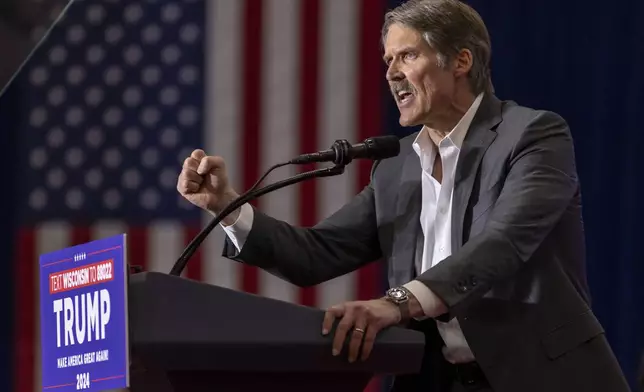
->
[220, 203, 254, 252]
[403, 280, 438, 320]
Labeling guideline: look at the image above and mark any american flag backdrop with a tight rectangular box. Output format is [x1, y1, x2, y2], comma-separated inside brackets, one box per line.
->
[11, 0, 397, 391]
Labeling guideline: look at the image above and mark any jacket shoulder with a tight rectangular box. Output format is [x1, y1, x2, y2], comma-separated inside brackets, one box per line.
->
[498, 99, 569, 135]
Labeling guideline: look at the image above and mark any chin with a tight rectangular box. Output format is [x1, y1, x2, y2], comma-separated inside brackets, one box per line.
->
[398, 114, 422, 127]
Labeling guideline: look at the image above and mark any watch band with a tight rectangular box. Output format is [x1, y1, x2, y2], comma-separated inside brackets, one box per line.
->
[385, 286, 413, 322]
[398, 297, 411, 322]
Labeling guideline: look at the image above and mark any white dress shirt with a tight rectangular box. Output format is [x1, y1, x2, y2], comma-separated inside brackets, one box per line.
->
[403, 92, 484, 364]
[221, 93, 484, 364]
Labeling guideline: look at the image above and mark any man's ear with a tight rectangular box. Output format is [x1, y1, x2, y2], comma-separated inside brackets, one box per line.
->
[453, 48, 473, 79]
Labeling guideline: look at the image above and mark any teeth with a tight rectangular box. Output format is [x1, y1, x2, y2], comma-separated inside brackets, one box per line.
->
[397, 90, 412, 101]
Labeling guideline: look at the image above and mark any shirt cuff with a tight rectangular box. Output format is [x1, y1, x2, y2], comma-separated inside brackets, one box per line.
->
[220, 203, 254, 252]
[403, 280, 439, 320]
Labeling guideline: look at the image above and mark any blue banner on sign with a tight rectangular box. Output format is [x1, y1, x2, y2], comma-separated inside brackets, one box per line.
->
[39, 234, 129, 391]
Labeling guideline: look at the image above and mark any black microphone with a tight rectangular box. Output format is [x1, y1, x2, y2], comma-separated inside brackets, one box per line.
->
[289, 135, 400, 165]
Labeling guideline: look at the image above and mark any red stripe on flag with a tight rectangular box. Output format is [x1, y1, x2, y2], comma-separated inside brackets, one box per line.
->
[127, 227, 148, 272]
[356, 0, 384, 301]
[184, 226, 203, 281]
[241, 0, 262, 295]
[358, 1, 385, 391]
[71, 227, 91, 246]
[298, 0, 321, 307]
[14, 228, 35, 392]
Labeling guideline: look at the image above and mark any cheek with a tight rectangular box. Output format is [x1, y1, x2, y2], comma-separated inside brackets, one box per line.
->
[422, 78, 452, 105]
[430, 72, 454, 93]
[422, 74, 441, 92]
[409, 74, 435, 100]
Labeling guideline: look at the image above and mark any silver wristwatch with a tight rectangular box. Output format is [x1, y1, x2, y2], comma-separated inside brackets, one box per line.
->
[384, 286, 412, 322]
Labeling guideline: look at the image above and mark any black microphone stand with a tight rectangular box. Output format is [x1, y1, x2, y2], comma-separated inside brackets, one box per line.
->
[169, 163, 346, 276]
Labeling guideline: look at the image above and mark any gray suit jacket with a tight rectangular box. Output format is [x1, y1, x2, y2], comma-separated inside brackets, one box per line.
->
[223, 94, 631, 392]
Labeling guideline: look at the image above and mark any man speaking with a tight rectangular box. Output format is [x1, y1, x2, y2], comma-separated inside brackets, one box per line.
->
[177, 0, 630, 391]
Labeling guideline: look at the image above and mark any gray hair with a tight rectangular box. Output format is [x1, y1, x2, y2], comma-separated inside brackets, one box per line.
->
[382, 0, 494, 95]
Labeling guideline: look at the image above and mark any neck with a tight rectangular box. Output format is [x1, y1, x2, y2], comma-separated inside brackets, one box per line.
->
[424, 90, 477, 143]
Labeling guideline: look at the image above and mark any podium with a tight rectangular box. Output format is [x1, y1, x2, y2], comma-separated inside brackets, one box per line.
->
[127, 272, 426, 392]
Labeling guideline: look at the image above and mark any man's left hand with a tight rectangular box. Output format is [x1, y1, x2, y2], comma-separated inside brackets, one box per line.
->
[322, 298, 401, 363]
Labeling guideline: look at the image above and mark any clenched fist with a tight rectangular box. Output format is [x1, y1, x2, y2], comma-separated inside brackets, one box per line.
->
[177, 149, 241, 225]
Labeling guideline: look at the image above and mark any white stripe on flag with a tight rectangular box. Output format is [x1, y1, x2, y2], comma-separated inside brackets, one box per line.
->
[148, 221, 184, 273]
[317, 0, 361, 308]
[202, 0, 244, 291]
[258, 0, 301, 303]
[91, 221, 127, 242]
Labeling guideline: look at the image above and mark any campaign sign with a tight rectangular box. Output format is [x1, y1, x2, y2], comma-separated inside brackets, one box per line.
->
[39, 234, 129, 391]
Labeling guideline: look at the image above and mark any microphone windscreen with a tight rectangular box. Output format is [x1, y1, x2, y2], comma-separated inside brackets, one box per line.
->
[364, 135, 400, 160]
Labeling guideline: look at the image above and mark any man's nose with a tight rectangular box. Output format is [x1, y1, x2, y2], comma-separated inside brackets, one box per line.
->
[386, 64, 404, 82]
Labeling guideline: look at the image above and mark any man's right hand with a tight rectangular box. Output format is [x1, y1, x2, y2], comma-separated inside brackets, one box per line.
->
[177, 149, 241, 225]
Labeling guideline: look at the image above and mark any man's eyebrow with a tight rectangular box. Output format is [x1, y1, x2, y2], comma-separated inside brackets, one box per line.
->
[383, 46, 418, 62]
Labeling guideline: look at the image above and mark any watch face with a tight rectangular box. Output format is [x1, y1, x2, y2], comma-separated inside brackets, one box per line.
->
[388, 287, 408, 303]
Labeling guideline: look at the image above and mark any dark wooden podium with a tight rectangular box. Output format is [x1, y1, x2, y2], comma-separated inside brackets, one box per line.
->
[127, 272, 425, 392]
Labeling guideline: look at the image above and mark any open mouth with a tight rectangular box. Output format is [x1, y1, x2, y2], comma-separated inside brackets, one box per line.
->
[396, 90, 414, 105]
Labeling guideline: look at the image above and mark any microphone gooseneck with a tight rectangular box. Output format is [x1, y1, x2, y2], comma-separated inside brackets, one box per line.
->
[169, 164, 345, 276]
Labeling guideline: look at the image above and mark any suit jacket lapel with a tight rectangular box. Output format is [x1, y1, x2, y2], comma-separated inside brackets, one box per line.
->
[451, 94, 503, 253]
[391, 145, 422, 287]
